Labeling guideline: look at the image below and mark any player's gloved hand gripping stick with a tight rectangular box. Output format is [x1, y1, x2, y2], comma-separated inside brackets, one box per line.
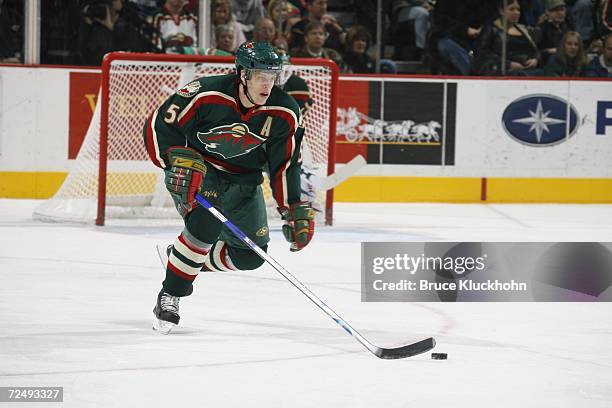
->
[164, 147, 206, 217]
[193, 193, 435, 359]
[278, 202, 315, 252]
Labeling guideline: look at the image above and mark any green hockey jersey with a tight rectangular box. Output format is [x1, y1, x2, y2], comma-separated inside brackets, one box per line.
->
[143, 73, 304, 209]
[282, 74, 313, 116]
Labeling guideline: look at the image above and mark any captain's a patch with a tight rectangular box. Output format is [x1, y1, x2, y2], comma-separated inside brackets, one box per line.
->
[177, 81, 201, 97]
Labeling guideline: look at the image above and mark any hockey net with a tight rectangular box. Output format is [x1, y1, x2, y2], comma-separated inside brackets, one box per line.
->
[33, 52, 338, 225]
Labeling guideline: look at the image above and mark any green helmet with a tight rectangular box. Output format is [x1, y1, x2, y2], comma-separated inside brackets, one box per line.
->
[275, 47, 293, 87]
[235, 41, 283, 80]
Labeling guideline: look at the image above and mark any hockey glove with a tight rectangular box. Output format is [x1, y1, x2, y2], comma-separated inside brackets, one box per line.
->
[165, 147, 206, 217]
[279, 201, 315, 252]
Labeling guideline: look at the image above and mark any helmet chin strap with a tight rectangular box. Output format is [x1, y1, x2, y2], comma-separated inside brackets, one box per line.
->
[241, 74, 258, 106]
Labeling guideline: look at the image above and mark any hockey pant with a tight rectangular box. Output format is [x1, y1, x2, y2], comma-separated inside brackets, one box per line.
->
[163, 175, 269, 297]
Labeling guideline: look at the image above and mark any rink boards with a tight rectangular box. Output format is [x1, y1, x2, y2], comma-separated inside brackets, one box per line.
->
[0, 65, 611, 202]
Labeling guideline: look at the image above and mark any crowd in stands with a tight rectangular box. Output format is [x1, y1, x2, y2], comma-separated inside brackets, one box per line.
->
[0, 0, 611, 77]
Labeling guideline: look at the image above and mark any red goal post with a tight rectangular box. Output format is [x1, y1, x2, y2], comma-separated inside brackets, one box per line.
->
[100, 52, 338, 225]
[34, 52, 339, 225]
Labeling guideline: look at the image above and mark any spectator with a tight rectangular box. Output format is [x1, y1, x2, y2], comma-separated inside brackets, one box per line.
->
[214, 24, 236, 54]
[291, 20, 347, 72]
[79, 0, 124, 65]
[429, 0, 498, 75]
[267, 0, 300, 44]
[532, 0, 573, 64]
[0, 0, 23, 62]
[230, 0, 265, 34]
[473, 0, 543, 76]
[585, 33, 612, 76]
[152, 0, 198, 51]
[585, 1, 611, 60]
[518, 0, 545, 27]
[251, 16, 285, 48]
[288, 0, 346, 53]
[566, 0, 594, 42]
[253, 17, 275, 42]
[343, 25, 375, 73]
[212, 0, 246, 52]
[390, 0, 433, 60]
[268, 0, 301, 23]
[544, 30, 587, 75]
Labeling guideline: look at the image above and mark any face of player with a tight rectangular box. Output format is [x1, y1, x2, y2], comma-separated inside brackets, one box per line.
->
[563, 35, 580, 59]
[243, 70, 278, 105]
[305, 27, 326, 51]
[548, 5, 566, 24]
[500, 2, 521, 25]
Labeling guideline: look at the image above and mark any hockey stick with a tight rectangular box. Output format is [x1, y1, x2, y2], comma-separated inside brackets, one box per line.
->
[319, 155, 367, 191]
[193, 193, 435, 359]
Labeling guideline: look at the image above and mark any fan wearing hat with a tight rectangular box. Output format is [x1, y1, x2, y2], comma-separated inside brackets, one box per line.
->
[532, 0, 574, 64]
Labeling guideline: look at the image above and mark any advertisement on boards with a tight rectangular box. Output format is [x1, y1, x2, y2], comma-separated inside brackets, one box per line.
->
[336, 78, 457, 166]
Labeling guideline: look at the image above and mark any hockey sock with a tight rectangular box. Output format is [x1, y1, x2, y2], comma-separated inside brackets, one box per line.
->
[202, 241, 266, 272]
[163, 229, 212, 296]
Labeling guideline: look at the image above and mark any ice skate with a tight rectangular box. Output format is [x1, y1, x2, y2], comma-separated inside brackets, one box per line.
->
[152, 289, 180, 334]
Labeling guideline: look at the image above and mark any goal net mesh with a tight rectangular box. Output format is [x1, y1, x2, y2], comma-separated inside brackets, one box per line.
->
[33, 54, 336, 224]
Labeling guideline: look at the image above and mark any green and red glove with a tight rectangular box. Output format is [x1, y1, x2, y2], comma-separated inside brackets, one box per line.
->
[279, 202, 315, 252]
[165, 146, 206, 217]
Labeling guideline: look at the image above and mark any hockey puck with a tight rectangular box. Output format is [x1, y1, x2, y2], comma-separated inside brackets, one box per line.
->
[431, 353, 447, 360]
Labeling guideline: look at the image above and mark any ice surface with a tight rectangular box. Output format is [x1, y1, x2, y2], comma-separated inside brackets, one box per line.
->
[1, 200, 611, 407]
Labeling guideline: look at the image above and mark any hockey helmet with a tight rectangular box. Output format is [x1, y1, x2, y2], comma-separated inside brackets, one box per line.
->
[275, 47, 293, 86]
[235, 42, 283, 82]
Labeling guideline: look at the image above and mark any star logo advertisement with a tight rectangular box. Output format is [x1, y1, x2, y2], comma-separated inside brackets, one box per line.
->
[501, 94, 580, 146]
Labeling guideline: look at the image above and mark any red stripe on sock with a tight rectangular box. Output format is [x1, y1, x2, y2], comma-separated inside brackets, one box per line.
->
[168, 260, 197, 281]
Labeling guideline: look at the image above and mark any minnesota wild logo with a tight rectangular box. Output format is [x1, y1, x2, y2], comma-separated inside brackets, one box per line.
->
[177, 81, 201, 97]
[196, 123, 265, 159]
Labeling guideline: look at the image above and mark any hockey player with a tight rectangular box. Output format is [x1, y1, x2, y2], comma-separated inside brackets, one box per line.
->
[276, 49, 314, 117]
[143, 41, 316, 333]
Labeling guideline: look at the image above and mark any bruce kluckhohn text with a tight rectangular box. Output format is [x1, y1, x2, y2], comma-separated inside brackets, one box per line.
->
[369, 253, 528, 293]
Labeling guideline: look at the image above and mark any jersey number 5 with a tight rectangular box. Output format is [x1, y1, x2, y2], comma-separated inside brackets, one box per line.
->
[164, 104, 181, 124]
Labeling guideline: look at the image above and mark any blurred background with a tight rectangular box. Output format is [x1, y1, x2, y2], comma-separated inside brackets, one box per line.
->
[1, 0, 610, 76]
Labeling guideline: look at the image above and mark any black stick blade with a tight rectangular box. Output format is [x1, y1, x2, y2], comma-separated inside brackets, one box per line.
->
[374, 337, 436, 359]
